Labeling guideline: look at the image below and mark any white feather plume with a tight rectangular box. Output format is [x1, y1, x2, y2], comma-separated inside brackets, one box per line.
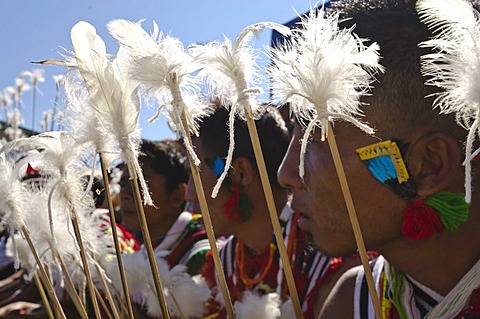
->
[63, 69, 116, 168]
[278, 299, 295, 319]
[145, 262, 211, 318]
[417, 0, 480, 203]
[6, 234, 35, 272]
[103, 251, 150, 305]
[0, 153, 27, 233]
[107, 19, 210, 166]
[268, 8, 383, 178]
[67, 21, 152, 206]
[1, 132, 112, 287]
[189, 22, 291, 197]
[0, 153, 29, 269]
[104, 249, 210, 318]
[233, 291, 281, 319]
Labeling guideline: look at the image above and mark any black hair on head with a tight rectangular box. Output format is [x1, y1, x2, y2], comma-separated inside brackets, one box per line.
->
[139, 139, 188, 193]
[197, 100, 290, 187]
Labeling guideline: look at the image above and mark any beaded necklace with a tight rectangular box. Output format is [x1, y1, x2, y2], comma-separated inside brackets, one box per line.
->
[235, 240, 276, 287]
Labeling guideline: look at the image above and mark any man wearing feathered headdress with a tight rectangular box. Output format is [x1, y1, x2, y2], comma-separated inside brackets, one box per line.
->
[278, 0, 480, 318]
[187, 103, 363, 318]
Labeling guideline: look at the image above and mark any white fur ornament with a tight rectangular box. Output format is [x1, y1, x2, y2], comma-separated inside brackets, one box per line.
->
[233, 291, 281, 319]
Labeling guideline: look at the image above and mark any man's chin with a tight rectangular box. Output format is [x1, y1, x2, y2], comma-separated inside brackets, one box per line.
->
[310, 235, 358, 258]
[121, 216, 140, 232]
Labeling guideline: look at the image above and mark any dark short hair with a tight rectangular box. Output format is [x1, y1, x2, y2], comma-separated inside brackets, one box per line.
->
[139, 139, 188, 193]
[197, 101, 290, 187]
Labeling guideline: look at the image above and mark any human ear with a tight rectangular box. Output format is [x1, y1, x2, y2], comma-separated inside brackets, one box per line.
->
[231, 157, 255, 185]
[407, 132, 461, 197]
[169, 183, 187, 208]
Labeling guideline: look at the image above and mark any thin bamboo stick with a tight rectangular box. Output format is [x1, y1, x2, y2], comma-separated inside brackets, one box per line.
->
[326, 122, 382, 319]
[33, 272, 54, 319]
[70, 211, 102, 319]
[94, 286, 114, 319]
[21, 226, 66, 319]
[126, 161, 170, 319]
[99, 152, 134, 318]
[54, 251, 89, 319]
[245, 116, 304, 319]
[181, 114, 234, 319]
[93, 259, 121, 319]
[109, 283, 129, 318]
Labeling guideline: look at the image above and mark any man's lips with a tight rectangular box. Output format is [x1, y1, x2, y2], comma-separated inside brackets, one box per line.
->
[291, 202, 314, 232]
[291, 201, 311, 219]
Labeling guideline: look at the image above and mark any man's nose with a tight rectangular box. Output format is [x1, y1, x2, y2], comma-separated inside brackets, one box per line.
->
[278, 135, 304, 191]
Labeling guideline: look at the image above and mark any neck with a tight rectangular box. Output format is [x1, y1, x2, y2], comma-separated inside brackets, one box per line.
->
[234, 185, 287, 253]
[148, 208, 182, 248]
[379, 206, 480, 296]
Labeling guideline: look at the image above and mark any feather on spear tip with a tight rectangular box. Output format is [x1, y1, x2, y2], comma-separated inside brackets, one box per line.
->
[107, 19, 210, 167]
[267, 8, 383, 178]
[189, 22, 292, 197]
[417, 0, 480, 203]
[2, 133, 111, 284]
[69, 21, 153, 206]
[0, 153, 27, 269]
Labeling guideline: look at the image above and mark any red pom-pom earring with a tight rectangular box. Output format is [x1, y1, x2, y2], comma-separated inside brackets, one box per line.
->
[401, 192, 469, 240]
[222, 183, 250, 222]
[401, 198, 444, 240]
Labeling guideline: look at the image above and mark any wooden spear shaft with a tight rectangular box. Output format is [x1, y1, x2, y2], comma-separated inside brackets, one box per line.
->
[21, 226, 67, 319]
[70, 211, 102, 319]
[94, 286, 114, 319]
[93, 258, 121, 319]
[326, 122, 382, 319]
[245, 116, 304, 319]
[33, 272, 54, 319]
[126, 161, 170, 319]
[54, 250, 89, 319]
[181, 114, 235, 319]
[99, 152, 135, 318]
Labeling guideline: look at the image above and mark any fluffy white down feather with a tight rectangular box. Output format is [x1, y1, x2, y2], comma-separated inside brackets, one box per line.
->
[233, 291, 281, 319]
[104, 250, 210, 318]
[278, 299, 295, 319]
[0, 153, 27, 233]
[189, 21, 290, 198]
[6, 234, 35, 271]
[69, 21, 152, 206]
[144, 258, 211, 318]
[107, 19, 208, 167]
[103, 251, 149, 305]
[417, 0, 480, 203]
[2, 133, 112, 287]
[267, 8, 382, 178]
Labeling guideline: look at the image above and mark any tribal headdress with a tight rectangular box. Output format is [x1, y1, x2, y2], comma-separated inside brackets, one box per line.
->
[268, 7, 383, 178]
[189, 22, 291, 197]
[107, 19, 211, 167]
[417, 0, 480, 204]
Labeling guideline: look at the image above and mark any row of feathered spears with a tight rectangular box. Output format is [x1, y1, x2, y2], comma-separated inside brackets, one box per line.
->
[1, 0, 480, 317]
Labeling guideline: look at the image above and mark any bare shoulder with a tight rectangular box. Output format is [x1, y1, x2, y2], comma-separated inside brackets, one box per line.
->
[313, 256, 363, 318]
[317, 264, 362, 319]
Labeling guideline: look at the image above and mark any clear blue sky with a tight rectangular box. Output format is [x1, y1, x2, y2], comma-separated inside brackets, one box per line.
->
[0, 1, 314, 140]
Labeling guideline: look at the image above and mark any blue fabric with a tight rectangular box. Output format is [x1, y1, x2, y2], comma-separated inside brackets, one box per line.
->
[367, 155, 397, 183]
[212, 156, 225, 177]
